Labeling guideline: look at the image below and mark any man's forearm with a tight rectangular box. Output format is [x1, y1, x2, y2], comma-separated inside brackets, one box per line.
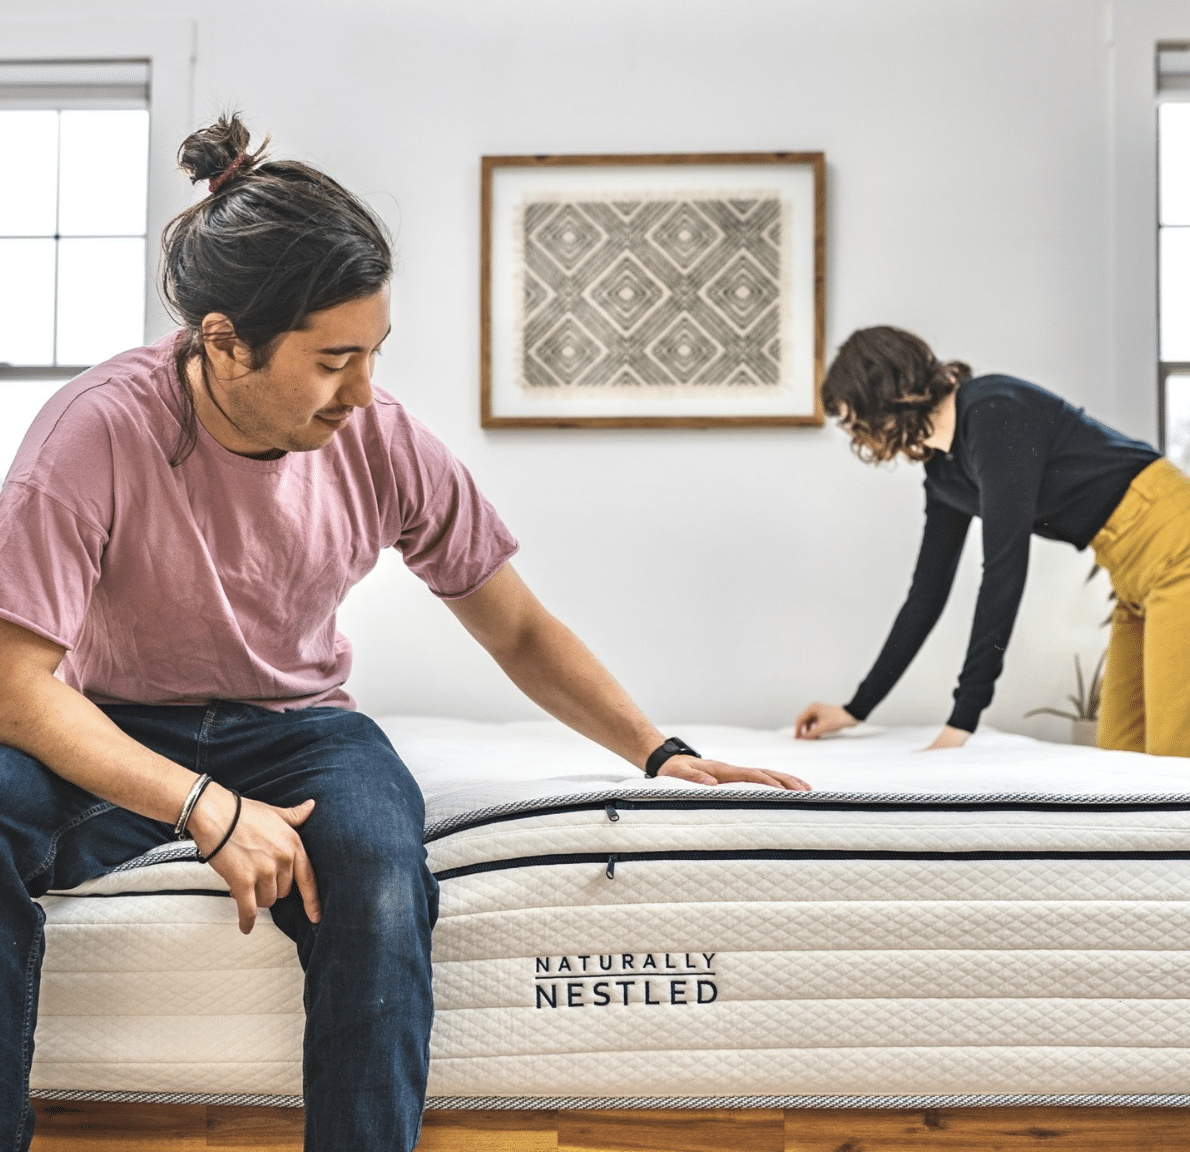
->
[445, 567, 664, 770]
[484, 611, 664, 771]
[0, 618, 321, 933]
[0, 623, 200, 828]
[448, 566, 811, 792]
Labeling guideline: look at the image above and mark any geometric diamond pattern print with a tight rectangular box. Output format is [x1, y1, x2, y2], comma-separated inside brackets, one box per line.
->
[703, 253, 779, 328]
[521, 197, 782, 389]
[587, 255, 666, 331]
[523, 271, 549, 316]
[532, 317, 603, 384]
[532, 203, 605, 271]
[650, 203, 722, 269]
[649, 316, 721, 383]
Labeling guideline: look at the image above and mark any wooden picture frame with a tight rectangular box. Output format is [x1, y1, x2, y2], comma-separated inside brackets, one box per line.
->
[480, 152, 825, 429]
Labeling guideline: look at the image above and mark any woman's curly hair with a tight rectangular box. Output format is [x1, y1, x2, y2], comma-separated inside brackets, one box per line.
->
[821, 326, 970, 462]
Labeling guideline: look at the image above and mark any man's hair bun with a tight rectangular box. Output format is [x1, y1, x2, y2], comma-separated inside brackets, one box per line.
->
[176, 111, 266, 186]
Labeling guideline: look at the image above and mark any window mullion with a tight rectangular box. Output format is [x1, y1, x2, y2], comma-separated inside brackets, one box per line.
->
[51, 108, 61, 368]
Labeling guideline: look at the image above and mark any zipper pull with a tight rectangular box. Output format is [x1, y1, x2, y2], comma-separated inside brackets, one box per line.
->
[605, 802, 620, 822]
[606, 854, 618, 879]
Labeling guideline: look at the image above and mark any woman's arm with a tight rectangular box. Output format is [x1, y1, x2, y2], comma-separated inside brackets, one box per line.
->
[845, 494, 972, 715]
[796, 494, 970, 738]
[942, 395, 1048, 735]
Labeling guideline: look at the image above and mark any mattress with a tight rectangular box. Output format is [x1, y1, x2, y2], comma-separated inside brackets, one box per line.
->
[29, 719, 1190, 1109]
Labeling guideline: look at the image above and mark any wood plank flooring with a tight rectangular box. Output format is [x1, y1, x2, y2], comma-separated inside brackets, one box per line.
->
[29, 1100, 1190, 1151]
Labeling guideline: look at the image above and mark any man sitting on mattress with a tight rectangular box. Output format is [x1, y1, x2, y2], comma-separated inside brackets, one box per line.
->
[0, 115, 809, 1152]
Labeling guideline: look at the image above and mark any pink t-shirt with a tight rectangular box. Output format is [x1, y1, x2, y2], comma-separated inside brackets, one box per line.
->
[0, 334, 518, 710]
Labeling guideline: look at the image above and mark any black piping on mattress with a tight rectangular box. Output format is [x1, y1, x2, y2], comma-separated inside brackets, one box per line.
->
[41, 888, 230, 899]
[434, 847, 1190, 882]
[424, 790, 1190, 842]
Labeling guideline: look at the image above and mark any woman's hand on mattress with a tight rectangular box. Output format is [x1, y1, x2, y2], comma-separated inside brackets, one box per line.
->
[794, 702, 858, 740]
[922, 725, 970, 751]
[190, 786, 321, 935]
[657, 756, 811, 791]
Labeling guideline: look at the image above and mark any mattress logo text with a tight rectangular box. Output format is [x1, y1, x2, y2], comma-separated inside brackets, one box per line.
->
[534, 952, 717, 1009]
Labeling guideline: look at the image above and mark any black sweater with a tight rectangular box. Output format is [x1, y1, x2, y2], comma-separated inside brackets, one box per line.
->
[843, 375, 1159, 733]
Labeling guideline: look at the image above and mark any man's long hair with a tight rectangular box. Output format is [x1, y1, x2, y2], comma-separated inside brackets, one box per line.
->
[160, 112, 393, 464]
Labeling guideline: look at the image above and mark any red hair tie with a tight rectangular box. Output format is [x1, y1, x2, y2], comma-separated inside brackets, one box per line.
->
[208, 153, 247, 194]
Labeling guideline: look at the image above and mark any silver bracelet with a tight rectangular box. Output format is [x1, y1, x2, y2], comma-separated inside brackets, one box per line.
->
[174, 773, 213, 839]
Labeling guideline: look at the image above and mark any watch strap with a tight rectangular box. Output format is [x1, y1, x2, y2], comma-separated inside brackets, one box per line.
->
[644, 737, 701, 778]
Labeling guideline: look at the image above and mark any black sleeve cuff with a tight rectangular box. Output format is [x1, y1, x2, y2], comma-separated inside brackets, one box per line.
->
[946, 700, 980, 734]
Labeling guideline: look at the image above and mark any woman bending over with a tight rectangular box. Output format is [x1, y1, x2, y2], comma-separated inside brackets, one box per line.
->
[796, 325, 1190, 756]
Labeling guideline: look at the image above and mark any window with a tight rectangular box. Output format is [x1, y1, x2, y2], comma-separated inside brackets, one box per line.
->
[1157, 45, 1190, 469]
[0, 60, 150, 374]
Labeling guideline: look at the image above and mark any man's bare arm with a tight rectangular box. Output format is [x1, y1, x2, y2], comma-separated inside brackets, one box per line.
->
[445, 565, 809, 790]
[0, 617, 320, 932]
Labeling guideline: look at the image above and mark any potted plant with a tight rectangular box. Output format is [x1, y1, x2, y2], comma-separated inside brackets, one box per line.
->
[1025, 652, 1106, 746]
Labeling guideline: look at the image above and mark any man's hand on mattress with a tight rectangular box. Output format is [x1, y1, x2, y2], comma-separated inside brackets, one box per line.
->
[922, 725, 970, 751]
[190, 786, 322, 935]
[794, 702, 858, 740]
[657, 756, 811, 791]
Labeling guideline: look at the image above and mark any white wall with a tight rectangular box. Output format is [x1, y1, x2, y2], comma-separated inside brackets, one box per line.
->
[0, 0, 1156, 738]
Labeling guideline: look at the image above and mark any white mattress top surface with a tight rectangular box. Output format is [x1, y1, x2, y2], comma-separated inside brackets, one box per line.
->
[49, 719, 1190, 898]
[372, 717, 1190, 829]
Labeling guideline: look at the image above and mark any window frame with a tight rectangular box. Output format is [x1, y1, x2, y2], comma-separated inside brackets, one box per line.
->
[1155, 45, 1190, 454]
[0, 19, 194, 378]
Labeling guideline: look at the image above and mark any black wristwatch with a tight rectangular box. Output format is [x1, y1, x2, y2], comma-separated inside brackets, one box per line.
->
[644, 737, 701, 778]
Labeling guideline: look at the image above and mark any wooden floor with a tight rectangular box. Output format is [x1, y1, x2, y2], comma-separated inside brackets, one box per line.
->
[27, 1100, 1190, 1151]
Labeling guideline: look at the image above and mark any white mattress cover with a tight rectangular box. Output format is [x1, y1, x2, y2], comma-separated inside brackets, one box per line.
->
[31, 720, 1190, 1108]
[384, 719, 1190, 827]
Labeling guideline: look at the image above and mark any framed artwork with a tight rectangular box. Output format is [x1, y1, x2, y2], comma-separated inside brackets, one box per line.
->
[480, 152, 825, 429]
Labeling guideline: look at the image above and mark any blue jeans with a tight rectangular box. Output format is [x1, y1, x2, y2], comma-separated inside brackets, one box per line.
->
[0, 703, 438, 1152]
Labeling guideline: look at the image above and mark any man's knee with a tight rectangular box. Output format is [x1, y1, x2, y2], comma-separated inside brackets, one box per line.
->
[306, 720, 425, 837]
[302, 763, 432, 905]
[314, 832, 438, 954]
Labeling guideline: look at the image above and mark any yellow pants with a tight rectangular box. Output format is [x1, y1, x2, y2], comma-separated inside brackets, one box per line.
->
[1092, 457, 1190, 756]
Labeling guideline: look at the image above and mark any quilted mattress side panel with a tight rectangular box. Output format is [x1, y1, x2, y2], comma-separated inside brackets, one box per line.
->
[32, 817, 1190, 1103]
[426, 855, 1190, 1099]
[32, 883, 304, 1097]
